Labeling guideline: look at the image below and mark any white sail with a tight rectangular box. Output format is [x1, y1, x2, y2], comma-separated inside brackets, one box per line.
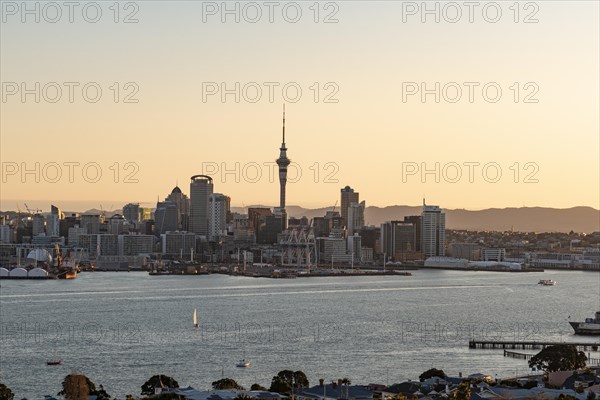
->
[193, 306, 198, 327]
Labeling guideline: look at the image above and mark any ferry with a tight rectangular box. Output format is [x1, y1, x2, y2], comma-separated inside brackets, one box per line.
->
[570, 311, 600, 335]
[538, 279, 557, 286]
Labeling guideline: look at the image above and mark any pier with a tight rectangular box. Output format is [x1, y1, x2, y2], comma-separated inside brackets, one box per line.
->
[504, 349, 600, 365]
[469, 340, 599, 351]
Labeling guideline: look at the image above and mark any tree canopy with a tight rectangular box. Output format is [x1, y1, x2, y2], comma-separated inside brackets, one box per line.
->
[269, 370, 309, 394]
[58, 373, 110, 400]
[141, 375, 180, 396]
[0, 383, 14, 400]
[250, 384, 267, 391]
[528, 344, 587, 372]
[419, 368, 447, 381]
[212, 378, 243, 390]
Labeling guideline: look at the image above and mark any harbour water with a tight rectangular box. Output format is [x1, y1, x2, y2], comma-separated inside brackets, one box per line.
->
[1, 269, 599, 398]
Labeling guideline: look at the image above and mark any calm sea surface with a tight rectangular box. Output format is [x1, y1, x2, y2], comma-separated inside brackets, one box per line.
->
[1, 269, 599, 399]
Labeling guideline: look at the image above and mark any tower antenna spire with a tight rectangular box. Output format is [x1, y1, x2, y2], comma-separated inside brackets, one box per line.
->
[282, 103, 286, 145]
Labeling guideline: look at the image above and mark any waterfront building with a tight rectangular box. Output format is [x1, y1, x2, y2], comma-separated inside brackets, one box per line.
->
[381, 218, 421, 261]
[450, 243, 481, 261]
[119, 234, 154, 256]
[340, 186, 359, 229]
[161, 231, 196, 258]
[481, 247, 506, 262]
[317, 234, 352, 263]
[421, 203, 446, 257]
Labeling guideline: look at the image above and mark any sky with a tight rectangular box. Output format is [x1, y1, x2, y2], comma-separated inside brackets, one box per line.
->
[1, 1, 599, 212]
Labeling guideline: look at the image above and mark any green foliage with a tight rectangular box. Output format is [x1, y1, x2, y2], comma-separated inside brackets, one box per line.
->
[212, 378, 243, 390]
[0, 383, 15, 400]
[250, 384, 267, 391]
[528, 344, 587, 372]
[449, 383, 471, 400]
[419, 368, 446, 382]
[140, 375, 179, 396]
[58, 374, 111, 400]
[269, 370, 310, 394]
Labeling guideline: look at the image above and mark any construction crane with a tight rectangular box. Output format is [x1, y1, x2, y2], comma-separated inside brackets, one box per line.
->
[24, 203, 42, 214]
[331, 200, 338, 213]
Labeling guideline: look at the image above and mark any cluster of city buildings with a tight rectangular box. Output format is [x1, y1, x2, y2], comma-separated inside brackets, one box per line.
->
[1, 109, 598, 271]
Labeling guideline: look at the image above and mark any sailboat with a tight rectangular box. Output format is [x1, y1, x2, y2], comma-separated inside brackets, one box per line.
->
[193, 306, 199, 328]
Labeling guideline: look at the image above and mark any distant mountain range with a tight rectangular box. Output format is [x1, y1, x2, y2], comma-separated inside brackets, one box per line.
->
[229, 205, 599, 233]
[81, 205, 599, 233]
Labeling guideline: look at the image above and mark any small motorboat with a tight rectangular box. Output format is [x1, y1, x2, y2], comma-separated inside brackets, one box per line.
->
[538, 279, 557, 286]
[236, 359, 251, 368]
[47, 360, 62, 365]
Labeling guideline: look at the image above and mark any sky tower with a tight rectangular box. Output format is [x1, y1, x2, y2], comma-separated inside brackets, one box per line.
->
[276, 104, 290, 228]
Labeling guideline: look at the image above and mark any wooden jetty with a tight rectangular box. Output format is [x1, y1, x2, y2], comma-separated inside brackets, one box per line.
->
[469, 340, 599, 351]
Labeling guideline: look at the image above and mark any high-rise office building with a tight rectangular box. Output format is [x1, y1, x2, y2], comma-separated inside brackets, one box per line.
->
[347, 201, 365, 236]
[421, 203, 446, 257]
[155, 201, 178, 235]
[209, 193, 228, 240]
[275, 105, 290, 229]
[340, 186, 359, 228]
[189, 175, 213, 237]
[166, 186, 190, 231]
[380, 217, 423, 261]
[32, 214, 45, 236]
[81, 214, 101, 234]
[47, 205, 63, 237]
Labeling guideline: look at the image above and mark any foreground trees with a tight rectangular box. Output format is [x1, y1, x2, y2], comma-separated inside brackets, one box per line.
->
[58, 373, 111, 400]
[212, 378, 243, 390]
[0, 383, 14, 400]
[141, 375, 179, 396]
[269, 370, 309, 394]
[529, 344, 587, 372]
[419, 368, 446, 381]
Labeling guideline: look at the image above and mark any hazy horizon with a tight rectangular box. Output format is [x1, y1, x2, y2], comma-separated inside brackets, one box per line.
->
[2, 1, 599, 210]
